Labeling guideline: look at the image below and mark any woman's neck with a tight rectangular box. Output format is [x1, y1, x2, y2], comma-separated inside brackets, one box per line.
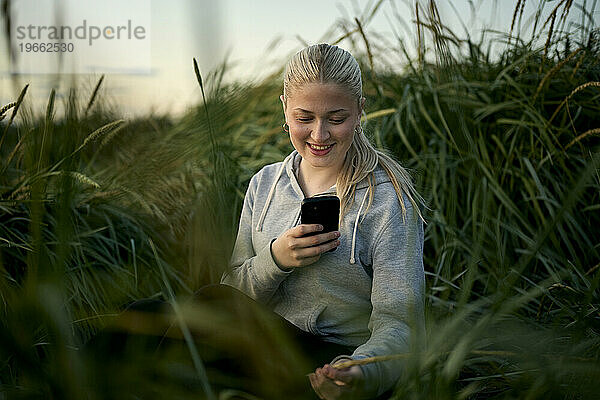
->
[297, 159, 339, 197]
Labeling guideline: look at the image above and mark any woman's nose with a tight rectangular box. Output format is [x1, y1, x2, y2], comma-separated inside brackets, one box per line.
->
[311, 120, 330, 142]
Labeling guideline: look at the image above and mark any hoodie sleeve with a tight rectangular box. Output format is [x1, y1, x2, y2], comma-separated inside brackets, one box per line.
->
[348, 203, 426, 398]
[221, 173, 293, 304]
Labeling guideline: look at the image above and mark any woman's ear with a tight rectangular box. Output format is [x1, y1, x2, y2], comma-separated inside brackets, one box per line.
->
[280, 94, 286, 113]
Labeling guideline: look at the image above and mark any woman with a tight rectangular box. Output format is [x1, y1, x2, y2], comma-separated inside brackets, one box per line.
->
[221, 43, 426, 399]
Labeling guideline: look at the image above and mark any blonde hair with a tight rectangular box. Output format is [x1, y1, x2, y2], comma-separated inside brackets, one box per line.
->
[282, 43, 427, 225]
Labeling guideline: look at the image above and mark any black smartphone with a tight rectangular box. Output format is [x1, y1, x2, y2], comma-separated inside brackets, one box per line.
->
[300, 195, 340, 252]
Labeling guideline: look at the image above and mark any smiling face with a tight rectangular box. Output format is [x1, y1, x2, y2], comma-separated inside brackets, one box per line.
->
[281, 83, 365, 176]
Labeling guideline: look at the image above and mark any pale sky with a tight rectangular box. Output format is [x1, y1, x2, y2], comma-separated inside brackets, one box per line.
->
[0, 0, 595, 119]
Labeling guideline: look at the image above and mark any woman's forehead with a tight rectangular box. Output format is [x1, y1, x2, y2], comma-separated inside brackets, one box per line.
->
[286, 83, 359, 110]
[289, 82, 353, 96]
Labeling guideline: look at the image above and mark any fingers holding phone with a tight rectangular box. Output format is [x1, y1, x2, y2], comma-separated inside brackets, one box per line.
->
[271, 196, 341, 271]
[297, 224, 342, 257]
[271, 224, 341, 271]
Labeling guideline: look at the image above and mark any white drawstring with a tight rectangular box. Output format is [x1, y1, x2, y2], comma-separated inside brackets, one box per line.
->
[350, 189, 369, 264]
[256, 154, 292, 232]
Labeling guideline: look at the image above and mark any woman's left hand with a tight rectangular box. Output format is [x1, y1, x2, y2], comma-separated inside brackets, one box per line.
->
[308, 363, 364, 400]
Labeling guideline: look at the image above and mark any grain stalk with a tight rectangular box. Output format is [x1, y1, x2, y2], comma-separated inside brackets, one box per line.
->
[0, 84, 28, 152]
[84, 75, 104, 116]
[148, 237, 216, 400]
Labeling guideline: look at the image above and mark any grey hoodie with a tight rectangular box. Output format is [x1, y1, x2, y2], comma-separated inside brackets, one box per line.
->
[221, 149, 425, 398]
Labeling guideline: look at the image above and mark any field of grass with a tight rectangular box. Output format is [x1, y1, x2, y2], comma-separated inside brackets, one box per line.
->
[1, 1, 599, 399]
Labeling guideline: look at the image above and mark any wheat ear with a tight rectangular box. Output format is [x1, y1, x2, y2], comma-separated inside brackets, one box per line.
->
[0, 102, 17, 121]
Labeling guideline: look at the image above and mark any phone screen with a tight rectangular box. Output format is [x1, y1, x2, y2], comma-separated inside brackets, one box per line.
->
[300, 195, 340, 252]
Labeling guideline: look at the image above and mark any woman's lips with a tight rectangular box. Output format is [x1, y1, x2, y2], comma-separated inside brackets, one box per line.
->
[307, 142, 334, 156]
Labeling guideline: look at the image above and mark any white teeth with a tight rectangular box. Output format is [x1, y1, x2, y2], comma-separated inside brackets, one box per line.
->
[308, 143, 333, 150]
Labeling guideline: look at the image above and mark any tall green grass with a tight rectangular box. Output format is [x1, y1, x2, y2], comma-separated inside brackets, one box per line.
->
[1, 0, 599, 398]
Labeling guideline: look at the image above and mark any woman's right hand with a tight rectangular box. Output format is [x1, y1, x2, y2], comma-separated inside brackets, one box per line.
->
[271, 224, 341, 271]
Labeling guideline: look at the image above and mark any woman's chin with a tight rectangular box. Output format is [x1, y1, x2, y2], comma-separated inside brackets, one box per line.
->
[302, 156, 341, 171]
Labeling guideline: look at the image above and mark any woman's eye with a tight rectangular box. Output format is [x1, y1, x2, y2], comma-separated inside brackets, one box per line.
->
[295, 117, 345, 123]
